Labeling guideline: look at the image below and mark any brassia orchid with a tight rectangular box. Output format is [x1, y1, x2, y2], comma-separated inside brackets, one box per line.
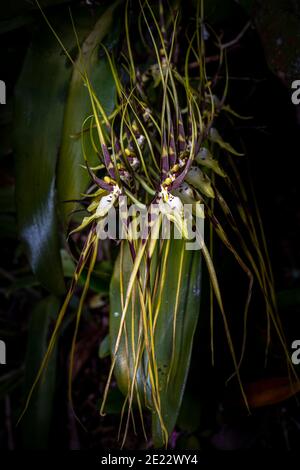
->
[20, 0, 297, 448]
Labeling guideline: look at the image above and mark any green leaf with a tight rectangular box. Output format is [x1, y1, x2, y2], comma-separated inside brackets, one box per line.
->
[21, 295, 60, 450]
[109, 240, 202, 447]
[14, 16, 75, 295]
[57, 3, 118, 227]
[61, 248, 76, 278]
[99, 334, 110, 359]
[185, 167, 215, 198]
[14, 6, 113, 294]
[151, 242, 202, 447]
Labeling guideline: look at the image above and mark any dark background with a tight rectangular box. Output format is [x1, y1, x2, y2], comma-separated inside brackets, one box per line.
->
[1, 0, 300, 450]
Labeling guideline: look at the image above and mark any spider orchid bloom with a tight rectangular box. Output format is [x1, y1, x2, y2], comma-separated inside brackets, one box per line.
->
[158, 185, 189, 240]
[70, 184, 122, 236]
[95, 184, 122, 218]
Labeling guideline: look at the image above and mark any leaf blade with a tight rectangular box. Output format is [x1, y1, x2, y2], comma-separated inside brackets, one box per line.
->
[14, 16, 77, 294]
[57, 3, 118, 227]
[109, 239, 202, 447]
[21, 295, 60, 450]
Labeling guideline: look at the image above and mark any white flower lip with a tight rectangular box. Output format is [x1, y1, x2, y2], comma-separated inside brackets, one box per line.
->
[96, 185, 121, 218]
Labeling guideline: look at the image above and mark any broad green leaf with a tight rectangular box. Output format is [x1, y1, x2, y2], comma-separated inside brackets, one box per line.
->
[14, 16, 73, 294]
[21, 295, 60, 450]
[151, 242, 201, 447]
[57, 3, 118, 227]
[14, 7, 110, 294]
[109, 239, 202, 447]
